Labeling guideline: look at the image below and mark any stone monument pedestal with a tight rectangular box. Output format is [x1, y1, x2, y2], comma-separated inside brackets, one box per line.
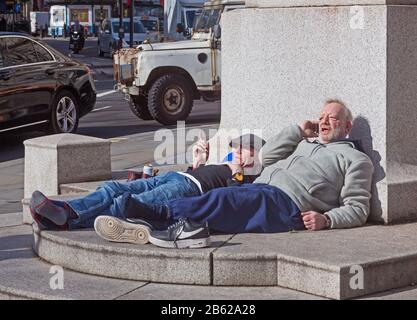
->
[219, 0, 417, 224]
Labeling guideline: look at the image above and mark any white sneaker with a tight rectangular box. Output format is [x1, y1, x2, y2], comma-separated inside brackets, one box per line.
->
[94, 216, 152, 245]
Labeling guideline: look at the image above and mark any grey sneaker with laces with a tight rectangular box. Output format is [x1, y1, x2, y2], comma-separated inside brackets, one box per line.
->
[149, 218, 210, 249]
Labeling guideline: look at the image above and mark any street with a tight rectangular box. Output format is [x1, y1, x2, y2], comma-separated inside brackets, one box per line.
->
[0, 37, 221, 215]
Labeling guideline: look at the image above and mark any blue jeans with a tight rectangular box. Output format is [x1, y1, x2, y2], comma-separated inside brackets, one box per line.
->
[163, 184, 304, 233]
[65, 172, 201, 229]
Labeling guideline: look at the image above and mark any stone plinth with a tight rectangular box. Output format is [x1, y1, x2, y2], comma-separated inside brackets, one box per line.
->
[219, 0, 417, 224]
[24, 134, 111, 199]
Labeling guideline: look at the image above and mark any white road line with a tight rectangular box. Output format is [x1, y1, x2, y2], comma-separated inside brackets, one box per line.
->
[92, 106, 112, 112]
[97, 90, 117, 98]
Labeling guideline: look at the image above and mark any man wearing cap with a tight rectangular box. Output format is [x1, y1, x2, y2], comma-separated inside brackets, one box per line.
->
[29, 134, 265, 230]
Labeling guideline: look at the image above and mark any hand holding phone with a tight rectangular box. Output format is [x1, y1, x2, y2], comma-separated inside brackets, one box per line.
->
[298, 120, 320, 138]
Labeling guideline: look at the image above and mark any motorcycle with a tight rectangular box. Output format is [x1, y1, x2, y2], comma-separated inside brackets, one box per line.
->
[69, 30, 85, 54]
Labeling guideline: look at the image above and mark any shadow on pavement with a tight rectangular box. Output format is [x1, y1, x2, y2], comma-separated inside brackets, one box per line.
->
[0, 234, 34, 261]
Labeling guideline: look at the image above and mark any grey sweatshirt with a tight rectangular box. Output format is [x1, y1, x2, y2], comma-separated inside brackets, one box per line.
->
[255, 125, 374, 229]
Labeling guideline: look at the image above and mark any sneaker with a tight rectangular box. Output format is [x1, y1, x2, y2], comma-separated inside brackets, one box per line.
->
[29, 191, 69, 230]
[30, 190, 69, 226]
[149, 218, 210, 249]
[94, 216, 153, 245]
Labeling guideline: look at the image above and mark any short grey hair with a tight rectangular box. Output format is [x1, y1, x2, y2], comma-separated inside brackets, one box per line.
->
[325, 98, 353, 121]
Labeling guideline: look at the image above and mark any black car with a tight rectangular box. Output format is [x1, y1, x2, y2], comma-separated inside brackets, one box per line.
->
[0, 32, 96, 134]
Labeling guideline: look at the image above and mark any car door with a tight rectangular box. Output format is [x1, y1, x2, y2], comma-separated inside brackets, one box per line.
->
[3, 36, 58, 126]
[0, 38, 17, 132]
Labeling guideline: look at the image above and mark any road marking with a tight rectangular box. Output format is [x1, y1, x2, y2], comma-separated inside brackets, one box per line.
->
[92, 106, 112, 112]
[97, 89, 117, 98]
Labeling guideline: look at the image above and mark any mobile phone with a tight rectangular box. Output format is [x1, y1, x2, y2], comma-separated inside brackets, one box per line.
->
[313, 123, 319, 134]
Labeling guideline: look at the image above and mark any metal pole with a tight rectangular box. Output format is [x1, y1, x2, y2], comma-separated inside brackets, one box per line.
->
[12, 0, 16, 32]
[118, 0, 123, 49]
[129, 0, 133, 47]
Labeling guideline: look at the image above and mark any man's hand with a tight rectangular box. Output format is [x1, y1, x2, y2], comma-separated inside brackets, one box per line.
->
[192, 137, 209, 169]
[227, 163, 243, 175]
[298, 120, 319, 138]
[301, 211, 327, 231]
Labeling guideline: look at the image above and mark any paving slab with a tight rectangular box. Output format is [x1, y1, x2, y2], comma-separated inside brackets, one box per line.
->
[0, 212, 22, 228]
[118, 283, 325, 300]
[34, 228, 232, 285]
[0, 225, 146, 300]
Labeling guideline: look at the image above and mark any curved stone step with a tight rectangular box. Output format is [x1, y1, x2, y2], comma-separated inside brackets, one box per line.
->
[0, 225, 322, 300]
[32, 221, 417, 300]
[33, 226, 232, 286]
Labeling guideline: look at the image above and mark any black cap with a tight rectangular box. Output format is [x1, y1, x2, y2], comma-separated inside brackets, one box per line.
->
[229, 134, 265, 151]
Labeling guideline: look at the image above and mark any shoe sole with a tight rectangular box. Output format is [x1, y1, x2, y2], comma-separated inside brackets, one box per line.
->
[31, 191, 67, 226]
[94, 216, 151, 245]
[29, 206, 47, 230]
[148, 235, 211, 249]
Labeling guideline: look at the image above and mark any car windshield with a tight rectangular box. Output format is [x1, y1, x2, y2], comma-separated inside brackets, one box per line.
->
[185, 10, 201, 28]
[194, 8, 221, 32]
[112, 21, 145, 34]
[141, 19, 159, 32]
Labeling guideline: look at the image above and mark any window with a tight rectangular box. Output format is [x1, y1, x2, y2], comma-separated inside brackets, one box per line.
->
[71, 9, 89, 23]
[141, 19, 158, 32]
[95, 9, 109, 23]
[195, 9, 221, 32]
[33, 42, 54, 62]
[112, 21, 145, 34]
[4, 37, 38, 67]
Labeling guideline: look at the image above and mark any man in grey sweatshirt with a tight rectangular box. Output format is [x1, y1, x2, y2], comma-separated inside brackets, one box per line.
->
[155, 99, 375, 233]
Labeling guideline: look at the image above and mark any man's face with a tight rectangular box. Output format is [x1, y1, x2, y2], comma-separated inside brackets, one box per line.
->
[318, 103, 352, 144]
[232, 145, 257, 167]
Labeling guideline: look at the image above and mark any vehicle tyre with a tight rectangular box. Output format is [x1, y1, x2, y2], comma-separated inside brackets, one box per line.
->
[129, 94, 154, 120]
[48, 90, 80, 134]
[98, 42, 104, 56]
[147, 74, 194, 125]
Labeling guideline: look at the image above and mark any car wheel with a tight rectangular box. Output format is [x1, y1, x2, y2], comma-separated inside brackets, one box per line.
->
[129, 94, 154, 120]
[98, 42, 104, 56]
[147, 74, 194, 125]
[48, 90, 79, 134]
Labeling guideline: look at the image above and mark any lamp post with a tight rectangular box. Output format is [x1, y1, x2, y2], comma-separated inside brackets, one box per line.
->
[118, 0, 123, 49]
[129, 0, 133, 48]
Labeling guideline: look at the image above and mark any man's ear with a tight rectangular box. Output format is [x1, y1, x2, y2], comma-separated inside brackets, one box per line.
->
[345, 120, 353, 134]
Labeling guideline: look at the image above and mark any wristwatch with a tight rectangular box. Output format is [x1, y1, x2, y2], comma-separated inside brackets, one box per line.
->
[232, 172, 244, 183]
[324, 214, 331, 229]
